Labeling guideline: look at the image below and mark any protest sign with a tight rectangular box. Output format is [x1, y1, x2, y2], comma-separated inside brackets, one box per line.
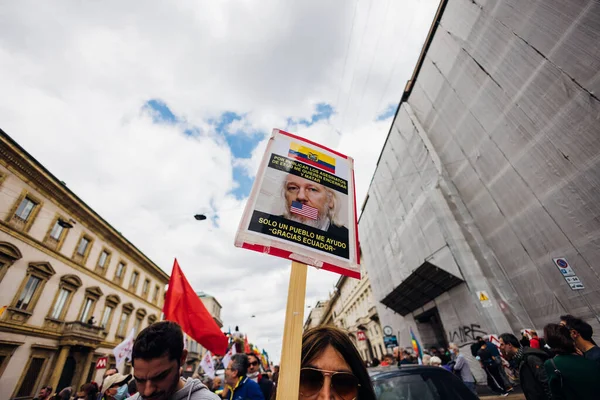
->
[235, 129, 360, 278]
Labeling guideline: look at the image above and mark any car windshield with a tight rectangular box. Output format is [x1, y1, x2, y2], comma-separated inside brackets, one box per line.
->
[373, 373, 441, 400]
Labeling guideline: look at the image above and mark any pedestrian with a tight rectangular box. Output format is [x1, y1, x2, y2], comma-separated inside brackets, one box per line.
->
[246, 353, 273, 400]
[560, 315, 600, 363]
[422, 354, 432, 366]
[300, 326, 376, 400]
[529, 330, 541, 349]
[430, 356, 442, 367]
[128, 321, 219, 400]
[470, 336, 485, 358]
[34, 386, 53, 400]
[99, 375, 131, 400]
[371, 357, 380, 367]
[477, 341, 509, 396]
[439, 347, 452, 365]
[448, 343, 476, 395]
[543, 323, 600, 400]
[222, 353, 264, 400]
[211, 377, 224, 396]
[380, 354, 395, 366]
[75, 383, 99, 400]
[499, 332, 550, 400]
[520, 333, 531, 348]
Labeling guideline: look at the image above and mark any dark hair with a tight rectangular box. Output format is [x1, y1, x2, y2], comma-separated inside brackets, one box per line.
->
[127, 380, 137, 395]
[544, 323, 576, 355]
[563, 316, 594, 341]
[302, 326, 376, 400]
[230, 353, 249, 377]
[475, 336, 483, 341]
[42, 386, 53, 392]
[132, 321, 184, 366]
[246, 353, 260, 363]
[560, 314, 576, 323]
[499, 333, 520, 348]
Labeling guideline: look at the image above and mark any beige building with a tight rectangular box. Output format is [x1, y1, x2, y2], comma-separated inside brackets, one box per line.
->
[182, 291, 223, 376]
[0, 129, 169, 399]
[314, 268, 386, 363]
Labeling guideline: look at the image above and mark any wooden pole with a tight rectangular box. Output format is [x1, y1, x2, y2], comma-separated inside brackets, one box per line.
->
[276, 261, 308, 399]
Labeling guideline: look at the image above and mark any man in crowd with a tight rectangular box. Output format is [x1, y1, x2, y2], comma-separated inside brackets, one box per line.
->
[560, 315, 600, 362]
[33, 386, 52, 400]
[499, 333, 551, 400]
[380, 354, 396, 366]
[282, 174, 347, 237]
[129, 321, 219, 400]
[449, 343, 476, 395]
[247, 353, 273, 400]
[223, 353, 264, 400]
[528, 330, 541, 349]
[477, 340, 509, 396]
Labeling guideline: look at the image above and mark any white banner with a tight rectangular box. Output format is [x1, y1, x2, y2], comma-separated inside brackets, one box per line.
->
[113, 328, 135, 368]
[200, 351, 215, 379]
[221, 345, 237, 371]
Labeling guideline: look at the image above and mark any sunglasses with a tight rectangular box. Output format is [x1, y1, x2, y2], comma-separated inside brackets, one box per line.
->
[249, 361, 259, 367]
[299, 367, 360, 400]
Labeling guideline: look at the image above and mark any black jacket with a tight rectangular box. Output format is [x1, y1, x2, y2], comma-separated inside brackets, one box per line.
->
[518, 347, 551, 400]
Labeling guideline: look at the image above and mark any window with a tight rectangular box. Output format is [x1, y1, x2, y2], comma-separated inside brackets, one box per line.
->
[114, 262, 127, 284]
[51, 288, 71, 319]
[142, 279, 150, 297]
[49, 220, 64, 240]
[77, 237, 90, 255]
[152, 285, 160, 303]
[15, 276, 41, 310]
[101, 305, 114, 329]
[133, 317, 143, 335]
[80, 298, 94, 322]
[6, 190, 43, 232]
[117, 312, 130, 337]
[73, 234, 93, 265]
[15, 198, 36, 221]
[129, 271, 139, 290]
[96, 249, 111, 275]
[77, 286, 103, 324]
[0, 242, 22, 284]
[15, 357, 46, 397]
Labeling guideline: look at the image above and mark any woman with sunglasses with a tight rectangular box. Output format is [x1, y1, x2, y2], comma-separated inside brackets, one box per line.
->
[300, 326, 376, 400]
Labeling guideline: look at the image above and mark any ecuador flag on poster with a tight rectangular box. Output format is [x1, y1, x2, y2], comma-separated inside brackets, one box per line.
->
[288, 142, 336, 173]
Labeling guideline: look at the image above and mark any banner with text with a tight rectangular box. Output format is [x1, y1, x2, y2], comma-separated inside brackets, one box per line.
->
[235, 129, 360, 278]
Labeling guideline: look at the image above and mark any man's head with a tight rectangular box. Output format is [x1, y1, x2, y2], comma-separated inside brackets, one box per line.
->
[212, 376, 222, 389]
[560, 315, 595, 348]
[530, 330, 538, 338]
[132, 321, 187, 400]
[448, 343, 459, 356]
[274, 365, 280, 374]
[392, 346, 400, 359]
[498, 333, 520, 360]
[382, 354, 395, 365]
[247, 353, 261, 375]
[476, 336, 484, 344]
[38, 386, 53, 399]
[282, 175, 338, 229]
[225, 354, 249, 386]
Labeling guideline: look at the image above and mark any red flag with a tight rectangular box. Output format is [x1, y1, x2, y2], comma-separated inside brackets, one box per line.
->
[163, 259, 228, 355]
[244, 335, 251, 353]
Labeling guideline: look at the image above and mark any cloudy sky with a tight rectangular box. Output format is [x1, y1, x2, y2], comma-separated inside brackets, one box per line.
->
[0, 0, 438, 362]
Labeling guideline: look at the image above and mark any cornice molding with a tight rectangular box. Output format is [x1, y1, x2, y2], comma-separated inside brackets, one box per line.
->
[0, 133, 168, 282]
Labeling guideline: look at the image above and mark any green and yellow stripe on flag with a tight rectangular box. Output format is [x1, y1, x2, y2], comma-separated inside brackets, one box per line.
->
[288, 142, 336, 173]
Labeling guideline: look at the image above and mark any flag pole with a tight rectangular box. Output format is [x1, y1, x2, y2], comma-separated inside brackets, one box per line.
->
[276, 261, 308, 399]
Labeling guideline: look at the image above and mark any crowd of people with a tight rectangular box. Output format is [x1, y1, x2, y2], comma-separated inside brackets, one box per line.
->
[31, 313, 600, 400]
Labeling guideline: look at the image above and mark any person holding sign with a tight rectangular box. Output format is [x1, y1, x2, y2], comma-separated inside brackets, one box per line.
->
[282, 174, 348, 237]
[300, 326, 376, 400]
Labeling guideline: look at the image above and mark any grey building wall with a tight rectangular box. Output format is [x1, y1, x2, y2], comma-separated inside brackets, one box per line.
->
[359, 0, 600, 364]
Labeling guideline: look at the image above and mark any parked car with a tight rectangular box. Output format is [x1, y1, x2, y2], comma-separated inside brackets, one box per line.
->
[369, 365, 479, 400]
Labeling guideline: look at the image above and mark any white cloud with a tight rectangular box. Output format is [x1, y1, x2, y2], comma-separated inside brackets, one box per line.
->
[0, 0, 439, 363]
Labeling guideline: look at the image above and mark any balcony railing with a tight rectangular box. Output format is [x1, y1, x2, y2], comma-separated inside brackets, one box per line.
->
[62, 321, 104, 339]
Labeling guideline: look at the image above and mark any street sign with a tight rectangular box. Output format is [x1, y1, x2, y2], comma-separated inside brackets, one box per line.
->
[96, 357, 107, 370]
[553, 257, 584, 290]
[357, 331, 366, 341]
[553, 258, 576, 277]
[384, 335, 398, 348]
[477, 290, 492, 308]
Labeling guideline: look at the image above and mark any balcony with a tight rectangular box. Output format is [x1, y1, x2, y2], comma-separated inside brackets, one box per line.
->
[368, 306, 379, 322]
[60, 321, 105, 347]
[213, 315, 223, 328]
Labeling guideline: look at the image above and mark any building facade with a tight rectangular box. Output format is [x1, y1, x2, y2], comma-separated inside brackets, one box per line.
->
[0, 129, 169, 399]
[183, 292, 223, 376]
[313, 268, 385, 364]
[359, 0, 600, 381]
[303, 300, 328, 331]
